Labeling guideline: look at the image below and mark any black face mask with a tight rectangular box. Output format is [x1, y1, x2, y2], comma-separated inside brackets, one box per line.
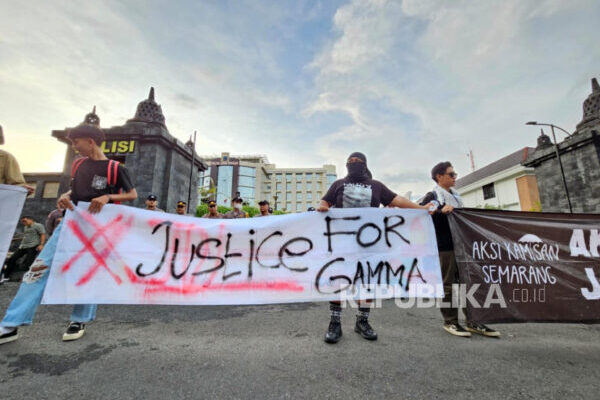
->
[347, 162, 367, 178]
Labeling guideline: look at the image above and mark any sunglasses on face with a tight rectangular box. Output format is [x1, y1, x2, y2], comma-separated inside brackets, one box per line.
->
[447, 172, 458, 178]
[177, 205, 185, 208]
[209, 205, 216, 208]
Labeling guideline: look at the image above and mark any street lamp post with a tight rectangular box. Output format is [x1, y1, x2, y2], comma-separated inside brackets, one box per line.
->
[525, 121, 573, 213]
[186, 130, 197, 214]
[273, 194, 278, 211]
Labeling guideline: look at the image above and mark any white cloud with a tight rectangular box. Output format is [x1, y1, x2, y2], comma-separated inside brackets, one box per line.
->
[306, 0, 600, 196]
[0, 0, 598, 201]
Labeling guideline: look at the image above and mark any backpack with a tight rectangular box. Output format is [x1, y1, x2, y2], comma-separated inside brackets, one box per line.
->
[71, 157, 122, 204]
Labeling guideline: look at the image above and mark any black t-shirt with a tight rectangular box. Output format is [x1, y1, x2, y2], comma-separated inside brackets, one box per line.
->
[420, 191, 453, 252]
[71, 159, 134, 205]
[322, 178, 397, 208]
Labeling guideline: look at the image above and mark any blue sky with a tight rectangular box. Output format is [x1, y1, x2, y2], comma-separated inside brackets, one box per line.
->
[1, 0, 599, 197]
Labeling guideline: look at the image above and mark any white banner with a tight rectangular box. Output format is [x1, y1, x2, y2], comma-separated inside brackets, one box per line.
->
[0, 184, 28, 267]
[42, 203, 442, 305]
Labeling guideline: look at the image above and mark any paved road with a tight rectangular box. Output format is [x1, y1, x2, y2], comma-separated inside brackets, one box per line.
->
[0, 282, 598, 399]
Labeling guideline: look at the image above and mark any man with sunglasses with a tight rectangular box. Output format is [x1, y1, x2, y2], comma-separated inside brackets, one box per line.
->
[420, 162, 500, 339]
[202, 201, 222, 219]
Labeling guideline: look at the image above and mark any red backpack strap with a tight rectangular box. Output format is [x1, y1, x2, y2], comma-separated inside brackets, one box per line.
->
[107, 160, 119, 186]
[107, 160, 122, 204]
[70, 157, 88, 178]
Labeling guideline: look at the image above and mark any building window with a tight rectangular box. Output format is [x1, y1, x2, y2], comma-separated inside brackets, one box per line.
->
[296, 203, 303, 212]
[42, 182, 60, 198]
[286, 173, 292, 182]
[276, 182, 282, 191]
[286, 201, 292, 211]
[237, 166, 256, 206]
[238, 175, 255, 187]
[286, 191, 291, 201]
[276, 174, 282, 182]
[198, 167, 212, 189]
[306, 192, 312, 201]
[216, 166, 233, 205]
[306, 173, 313, 182]
[296, 182, 302, 191]
[296, 192, 302, 201]
[238, 187, 255, 205]
[326, 174, 336, 186]
[237, 166, 256, 204]
[482, 183, 496, 200]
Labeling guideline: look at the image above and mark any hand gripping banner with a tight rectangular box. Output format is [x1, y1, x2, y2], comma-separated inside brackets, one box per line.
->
[42, 204, 443, 305]
[449, 209, 600, 323]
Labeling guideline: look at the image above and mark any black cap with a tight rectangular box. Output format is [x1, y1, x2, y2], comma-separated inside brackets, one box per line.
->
[232, 197, 243, 203]
[208, 201, 217, 207]
[177, 201, 186, 207]
[67, 124, 105, 145]
[147, 194, 157, 201]
[258, 200, 269, 206]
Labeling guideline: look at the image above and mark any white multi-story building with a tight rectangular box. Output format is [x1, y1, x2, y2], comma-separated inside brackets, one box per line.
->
[455, 147, 541, 211]
[198, 152, 337, 212]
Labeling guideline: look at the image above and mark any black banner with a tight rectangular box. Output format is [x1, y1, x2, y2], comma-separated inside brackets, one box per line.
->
[448, 209, 600, 323]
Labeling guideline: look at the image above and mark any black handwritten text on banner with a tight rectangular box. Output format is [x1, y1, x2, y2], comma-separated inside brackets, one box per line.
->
[42, 204, 443, 305]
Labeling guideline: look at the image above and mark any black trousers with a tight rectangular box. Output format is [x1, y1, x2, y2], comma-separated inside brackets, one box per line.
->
[439, 250, 469, 324]
[4, 247, 39, 276]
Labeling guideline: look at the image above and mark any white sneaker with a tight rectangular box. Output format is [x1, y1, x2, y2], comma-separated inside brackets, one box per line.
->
[62, 322, 86, 341]
[0, 328, 19, 345]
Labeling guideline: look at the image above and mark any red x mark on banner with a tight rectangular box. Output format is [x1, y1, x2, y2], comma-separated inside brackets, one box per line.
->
[61, 211, 133, 286]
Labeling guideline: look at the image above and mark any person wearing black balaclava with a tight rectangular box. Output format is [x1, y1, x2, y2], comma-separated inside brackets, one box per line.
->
[317, 152, 434, 344]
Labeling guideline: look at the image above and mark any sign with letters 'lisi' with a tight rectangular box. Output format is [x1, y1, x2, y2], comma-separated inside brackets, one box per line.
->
[42, 204, 443, 305]
[449, 209, 600, 323]
[100, 140, 135, 154]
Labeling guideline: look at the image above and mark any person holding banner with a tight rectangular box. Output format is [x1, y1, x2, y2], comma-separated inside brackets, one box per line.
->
[420, 162, 499, 338]
[318, 152, 434, 344]
[0, 122, 137, 345]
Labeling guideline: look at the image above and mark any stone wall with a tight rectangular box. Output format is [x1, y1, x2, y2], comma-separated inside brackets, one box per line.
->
[525, 129, 600, 213]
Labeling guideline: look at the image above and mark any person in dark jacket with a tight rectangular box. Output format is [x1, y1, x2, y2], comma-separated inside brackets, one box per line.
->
[420, 161, 499, 338]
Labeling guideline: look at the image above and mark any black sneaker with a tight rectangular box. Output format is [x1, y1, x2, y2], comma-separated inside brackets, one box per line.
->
[0, 328, 19, 345]
[443, 322, 471, 337]
[62, 322, 86, 341]
[324, 320, 342, 344]
[354, 317, 377, 341]
[466, 322, 500, 338]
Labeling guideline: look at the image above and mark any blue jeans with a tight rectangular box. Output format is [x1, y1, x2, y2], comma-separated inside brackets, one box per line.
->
[1, 222, 97, 327]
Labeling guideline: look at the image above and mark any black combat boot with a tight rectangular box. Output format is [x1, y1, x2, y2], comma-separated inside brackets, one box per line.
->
[324, 302, 342, 344]
[354, 308, 377, 341]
